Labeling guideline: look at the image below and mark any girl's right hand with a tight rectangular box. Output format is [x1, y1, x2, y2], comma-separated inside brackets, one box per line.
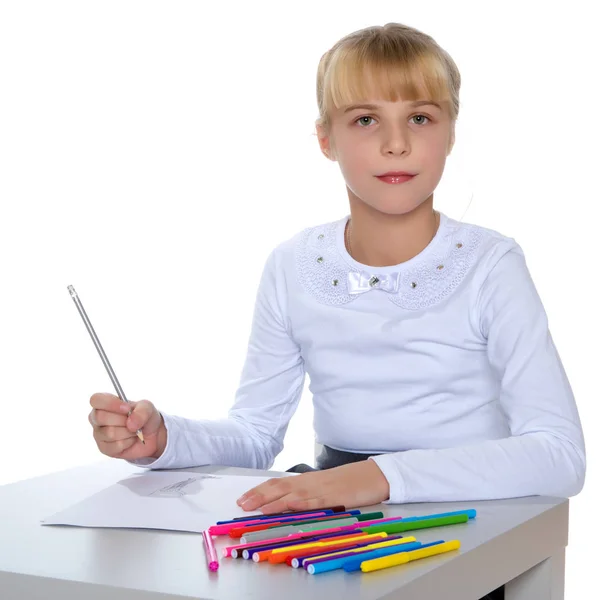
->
[88, 393, 167, 461]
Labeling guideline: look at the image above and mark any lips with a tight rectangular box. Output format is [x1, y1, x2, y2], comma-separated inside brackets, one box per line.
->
[377, 171, 415, 177]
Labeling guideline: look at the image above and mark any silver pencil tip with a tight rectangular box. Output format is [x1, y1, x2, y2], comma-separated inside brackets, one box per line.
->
[67, 285, 77, 298]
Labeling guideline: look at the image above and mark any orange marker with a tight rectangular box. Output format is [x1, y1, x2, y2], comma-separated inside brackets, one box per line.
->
[250, 533, 372, 563]
[265, 533, 388, 564]
[270, 539, 372, 564]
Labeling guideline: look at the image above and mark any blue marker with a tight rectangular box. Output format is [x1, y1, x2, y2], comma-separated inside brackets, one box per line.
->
[306, 541, 425, 575]
[295, 533, 408, 568]
[216, 508, 348, 525]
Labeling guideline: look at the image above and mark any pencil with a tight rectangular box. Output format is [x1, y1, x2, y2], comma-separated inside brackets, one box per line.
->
[67, 285, 144, 444]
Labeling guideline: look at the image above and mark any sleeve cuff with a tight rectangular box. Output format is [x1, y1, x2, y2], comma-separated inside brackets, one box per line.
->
[125, 411, 176, 470]
[369, 454, 407, 504]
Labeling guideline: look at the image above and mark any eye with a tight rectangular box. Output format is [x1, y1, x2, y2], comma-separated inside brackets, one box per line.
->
[410, 114, 431, 125]
[355, 116, 375, 127]
[354, 114, 432, 128]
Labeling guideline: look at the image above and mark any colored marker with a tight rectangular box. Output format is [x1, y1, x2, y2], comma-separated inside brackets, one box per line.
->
[361, 513, 469, 535]
[343, 509, 476, 530]
[220, 505, 347, 523]
[209, 511, 333, 535]
[268, 534, 393, 565]
[342, 540, 445, 572]
[242, 531, 379, 560]
[229, 510, 366, 538]
[251, 536, 377, 563]
[270, 540, 378, 565]
[290, 536, 415, 568]
[295, 534, 415, 568]
[201, 529, 219, 572]
[209, 512, 337, 537]
[307, 541, 429, 575]
[360, 539, 461, 572]
[241, 517, 359, 544]
[262, 511, 381, 530]
[239, 531, 371, 559]
[255, 532, 387, 563]
[248, 512, 467, 545]
[227, 524, 359, 555]
[401, 509, 476, 522]
[224, 529, 357, 558]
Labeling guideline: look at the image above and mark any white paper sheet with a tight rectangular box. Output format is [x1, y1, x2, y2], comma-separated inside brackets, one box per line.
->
[41, 471, 280, 533]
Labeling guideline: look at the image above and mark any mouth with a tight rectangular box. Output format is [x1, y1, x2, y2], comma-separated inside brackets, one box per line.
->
[375, 172, 416, 184]
[377, 171, 416, 177]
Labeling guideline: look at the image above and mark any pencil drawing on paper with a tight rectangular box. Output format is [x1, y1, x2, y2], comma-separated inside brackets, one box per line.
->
[148, 475, 217, 497]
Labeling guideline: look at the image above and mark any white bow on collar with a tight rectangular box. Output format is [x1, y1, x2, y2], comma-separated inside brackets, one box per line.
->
[347, 271, 401, 295]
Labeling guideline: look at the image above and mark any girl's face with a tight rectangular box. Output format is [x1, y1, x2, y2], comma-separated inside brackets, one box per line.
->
[317, 96, 454, 216]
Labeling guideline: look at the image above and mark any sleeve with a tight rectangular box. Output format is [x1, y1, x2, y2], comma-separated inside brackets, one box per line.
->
[128, 244, 306, 471]
[370, 246, 586, 503]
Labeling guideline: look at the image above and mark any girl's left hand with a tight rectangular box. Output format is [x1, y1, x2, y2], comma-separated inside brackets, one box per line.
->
[236, 460, 391, 514]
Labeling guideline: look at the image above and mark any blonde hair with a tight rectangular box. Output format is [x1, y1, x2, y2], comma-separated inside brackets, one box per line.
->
[316, 23, 461, 142]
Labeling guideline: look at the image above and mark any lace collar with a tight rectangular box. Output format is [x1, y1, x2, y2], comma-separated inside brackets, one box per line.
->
[295, 213, 485, 310]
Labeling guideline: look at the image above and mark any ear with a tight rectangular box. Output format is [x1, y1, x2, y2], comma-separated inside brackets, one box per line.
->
[316, 123, 336, 161]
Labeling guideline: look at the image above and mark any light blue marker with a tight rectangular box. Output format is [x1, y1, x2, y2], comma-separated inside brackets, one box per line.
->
[341, 540, 446, 573]
[306, 541, 424, 575]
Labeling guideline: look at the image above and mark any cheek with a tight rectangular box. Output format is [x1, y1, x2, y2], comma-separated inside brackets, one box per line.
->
[337, 143, 370, 174]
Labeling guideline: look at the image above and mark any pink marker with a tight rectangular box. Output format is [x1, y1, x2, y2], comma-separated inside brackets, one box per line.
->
[209, 511, 329, 536]
[202, 529, 219, 572]
[222, 525, 359, 557]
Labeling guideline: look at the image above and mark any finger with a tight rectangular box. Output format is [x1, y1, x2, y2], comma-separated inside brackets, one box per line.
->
[281, 495, 329, 513]
[257, 495, 297, 514]
[237, 477, 292, 511]
[93, 424, 137, 444]
[257, 488, 329, 514]
[97, 436, 138, 458]
[126, 400, 156, 433]
[90, 392, 131, 415]
[89, 409, 127, 428]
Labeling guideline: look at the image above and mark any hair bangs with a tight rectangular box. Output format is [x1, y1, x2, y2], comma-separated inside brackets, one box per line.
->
[316, 24, 461, 131]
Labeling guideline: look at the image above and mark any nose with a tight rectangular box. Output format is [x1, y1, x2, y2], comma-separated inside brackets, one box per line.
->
[381, 123, 410, 155]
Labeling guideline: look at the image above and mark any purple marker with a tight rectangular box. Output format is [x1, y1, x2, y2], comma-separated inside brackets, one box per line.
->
[293, 533, 408, 568]
[235, 530, 357, 559]
[243, 530, 366, 560]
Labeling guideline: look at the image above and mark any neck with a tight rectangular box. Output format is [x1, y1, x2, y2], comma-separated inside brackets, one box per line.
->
[346, 196, 439, 267]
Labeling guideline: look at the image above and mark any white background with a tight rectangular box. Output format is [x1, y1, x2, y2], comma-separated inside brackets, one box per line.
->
[0, 1, 597, 597]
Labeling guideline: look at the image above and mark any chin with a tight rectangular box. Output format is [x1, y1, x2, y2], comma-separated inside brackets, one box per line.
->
[363, 199, 430, 217]
[346, 180, 435, 216]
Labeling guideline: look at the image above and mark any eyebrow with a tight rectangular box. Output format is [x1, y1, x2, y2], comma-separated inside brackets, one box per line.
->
[343, 100, 442, 113]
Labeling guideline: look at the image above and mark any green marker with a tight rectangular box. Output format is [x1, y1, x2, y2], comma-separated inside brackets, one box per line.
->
[361, 513, 469, 534]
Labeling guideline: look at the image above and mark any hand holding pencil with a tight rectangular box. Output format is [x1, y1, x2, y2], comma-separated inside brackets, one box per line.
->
[67, 285, 168, 462]
[89, 393, 167, 461]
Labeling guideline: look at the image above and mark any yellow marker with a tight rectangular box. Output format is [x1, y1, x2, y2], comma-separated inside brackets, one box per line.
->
[269, 532, 387, 555]
[303, 536, 417, 563]
[361, 540, 461, 573]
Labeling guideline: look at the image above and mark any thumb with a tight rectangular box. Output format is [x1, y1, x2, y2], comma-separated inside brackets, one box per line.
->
[126, 400, 155, 432]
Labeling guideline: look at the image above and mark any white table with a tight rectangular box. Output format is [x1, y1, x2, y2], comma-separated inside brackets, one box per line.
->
[0, 460, 568, 599]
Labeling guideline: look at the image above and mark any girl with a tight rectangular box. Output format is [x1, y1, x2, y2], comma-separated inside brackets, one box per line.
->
[89, 21, 585, 523]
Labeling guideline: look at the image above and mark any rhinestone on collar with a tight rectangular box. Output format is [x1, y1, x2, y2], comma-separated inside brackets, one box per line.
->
[295, 217, 486, 310]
